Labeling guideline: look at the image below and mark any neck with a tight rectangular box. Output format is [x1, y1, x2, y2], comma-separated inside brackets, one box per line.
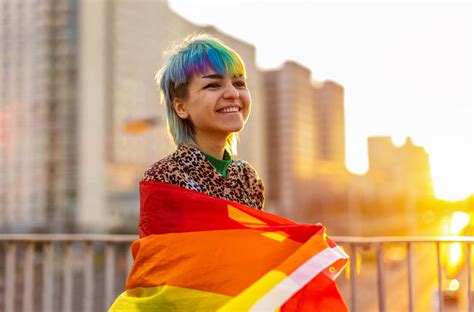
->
[194, 133, 229, 159]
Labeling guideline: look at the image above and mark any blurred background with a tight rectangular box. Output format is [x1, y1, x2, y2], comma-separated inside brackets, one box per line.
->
[1, 0, 471, 234]
[0, 0, 472, 310]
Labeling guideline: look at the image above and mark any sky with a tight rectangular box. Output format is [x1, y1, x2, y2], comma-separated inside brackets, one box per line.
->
[169, 0, 473, 201]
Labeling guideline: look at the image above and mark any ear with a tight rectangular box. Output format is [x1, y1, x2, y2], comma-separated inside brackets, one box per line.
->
[173, 98, 189, 119]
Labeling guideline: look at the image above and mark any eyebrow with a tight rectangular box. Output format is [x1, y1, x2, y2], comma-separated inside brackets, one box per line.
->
[201, 74, 224, 79]
[201, 74, 244, 79]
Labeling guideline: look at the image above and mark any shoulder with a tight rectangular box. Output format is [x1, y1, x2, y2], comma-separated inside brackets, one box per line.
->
[234, 159, 262, 181]
[141, 153, 179, 182]
[141, 145, 204, 183]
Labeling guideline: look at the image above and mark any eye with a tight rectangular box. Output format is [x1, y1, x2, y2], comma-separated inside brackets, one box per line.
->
[204, 82, 221, 89]
[233, 80, 247, 88]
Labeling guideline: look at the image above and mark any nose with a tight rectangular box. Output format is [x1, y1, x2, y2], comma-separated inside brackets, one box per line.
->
[223, 82, 239, 99]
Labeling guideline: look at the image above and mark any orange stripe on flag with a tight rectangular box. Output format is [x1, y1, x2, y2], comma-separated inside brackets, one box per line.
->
[127, 229, 301, 296]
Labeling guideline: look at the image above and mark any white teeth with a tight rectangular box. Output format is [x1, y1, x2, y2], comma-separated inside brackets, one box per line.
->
[219, 107, 239, 114]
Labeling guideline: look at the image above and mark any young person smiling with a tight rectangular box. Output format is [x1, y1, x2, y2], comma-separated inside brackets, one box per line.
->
[142, 34, 264, 210]
[110, 34, 348, 312]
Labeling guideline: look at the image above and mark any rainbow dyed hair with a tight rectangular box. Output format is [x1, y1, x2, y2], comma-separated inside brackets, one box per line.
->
[156, 33, 246, 153]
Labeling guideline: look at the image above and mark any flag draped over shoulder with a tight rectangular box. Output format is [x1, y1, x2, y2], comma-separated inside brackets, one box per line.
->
[109, 181, 349, 311]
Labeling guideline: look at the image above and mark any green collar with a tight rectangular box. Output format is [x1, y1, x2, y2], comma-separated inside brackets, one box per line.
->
[203, 149, 232, 178]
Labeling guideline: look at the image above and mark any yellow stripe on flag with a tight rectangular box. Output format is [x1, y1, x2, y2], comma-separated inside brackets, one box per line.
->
[261, 231, 289, 242]
[217, 270, 287, 311]
[227, 204, 268, 228]
[109, 285, 231, 312]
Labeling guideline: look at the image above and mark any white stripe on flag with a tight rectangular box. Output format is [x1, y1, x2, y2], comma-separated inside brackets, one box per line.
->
[249, 246, 348, 311]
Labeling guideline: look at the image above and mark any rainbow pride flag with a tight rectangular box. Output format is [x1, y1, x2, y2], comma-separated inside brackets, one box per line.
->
[109, 181, 349, 311]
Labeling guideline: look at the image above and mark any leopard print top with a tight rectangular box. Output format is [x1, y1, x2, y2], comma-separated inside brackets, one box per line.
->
[142, 145, 265, 210]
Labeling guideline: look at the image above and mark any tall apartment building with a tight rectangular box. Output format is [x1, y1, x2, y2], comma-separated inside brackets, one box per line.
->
[1, 0, 266, 232]
[315, 81, 345, 164]
[1, 0, 78, 232]
[263, 61, 349, 222]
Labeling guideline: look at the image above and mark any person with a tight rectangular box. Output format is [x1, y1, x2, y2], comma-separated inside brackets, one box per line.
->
[109, 33, 348, 312]
[142, 33, 264, 210]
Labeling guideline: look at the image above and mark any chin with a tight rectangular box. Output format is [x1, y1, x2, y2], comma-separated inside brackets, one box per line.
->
[221, 121, 245, 133]
[222, 128, 242, 134]
[227, 123, 245, 132]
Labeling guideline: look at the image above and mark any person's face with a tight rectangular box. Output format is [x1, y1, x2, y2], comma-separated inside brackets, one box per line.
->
[173, 68, 251, 140]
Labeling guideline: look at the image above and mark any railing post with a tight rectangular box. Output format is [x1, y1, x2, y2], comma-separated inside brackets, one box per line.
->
[376, 242, 386, 312]
[23, 242, 35, 312]
[84, 241, 94, 312]
[4, 242, 17, 312]
[62, 242, 73, 312]
[406, 242, 414, 312]
[42, 242, 54, 312]
[467, 243, 472, 312]
[436, 242, 443, 312]
[349, 243, 357, 312]
[105, 242, 117, 310]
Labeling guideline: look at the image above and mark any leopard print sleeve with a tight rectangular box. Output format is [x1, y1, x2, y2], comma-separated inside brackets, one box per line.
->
[141, 155, 175, 183]
[238, 160, 265, 210]
[253, 178, 265, 210]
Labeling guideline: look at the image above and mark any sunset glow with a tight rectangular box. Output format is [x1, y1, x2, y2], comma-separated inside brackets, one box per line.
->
[429, 148, 473, 201]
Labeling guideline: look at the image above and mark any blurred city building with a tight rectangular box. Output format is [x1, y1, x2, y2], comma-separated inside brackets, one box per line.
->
[1, 0, 266, 233]
[350, 136, 434, 235]
[365, 136, 433, 200]
[262, 61, 351, 226]
[1, 0, 79, 232]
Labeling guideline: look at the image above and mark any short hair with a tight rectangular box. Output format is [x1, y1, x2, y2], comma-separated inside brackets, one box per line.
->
[156, 33, 247, 154]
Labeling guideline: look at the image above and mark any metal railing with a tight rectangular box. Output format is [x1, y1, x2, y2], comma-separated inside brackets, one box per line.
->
[0, 234, 136, 312]
[1, 234, 473, 312]
[335, 236, 474, 312]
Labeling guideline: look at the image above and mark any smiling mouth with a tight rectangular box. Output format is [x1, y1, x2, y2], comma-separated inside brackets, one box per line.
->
[217, 107, 241, 114]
